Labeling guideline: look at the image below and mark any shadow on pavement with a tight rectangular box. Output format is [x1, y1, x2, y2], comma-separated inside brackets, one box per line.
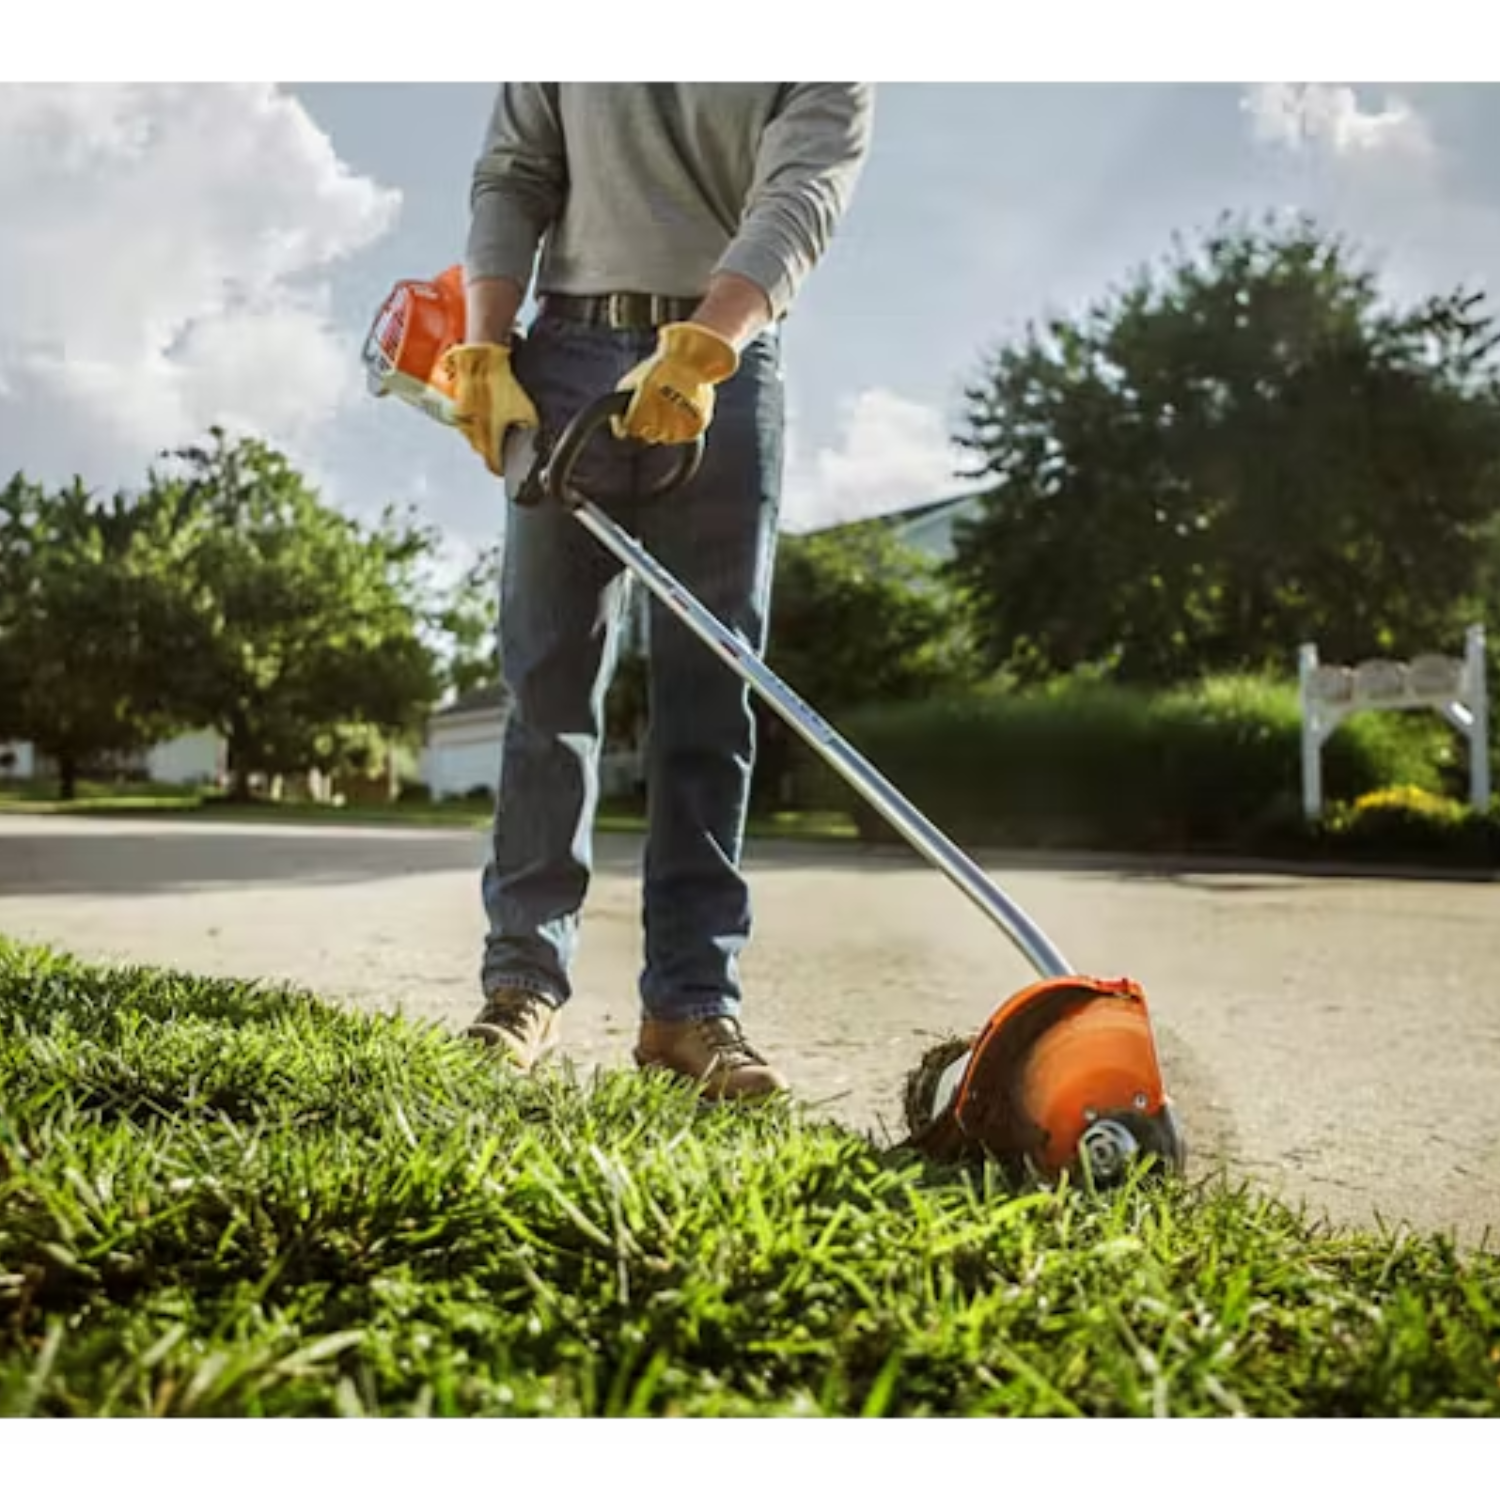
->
[0, 821, 636, 897]
[4, 814, 1492, 899]
[817, 835, 1497, 889]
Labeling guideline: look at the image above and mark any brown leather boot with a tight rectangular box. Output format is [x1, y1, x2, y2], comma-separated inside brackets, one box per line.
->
[634, 1015, 787, 1101]
[464, 987, 560, 1071]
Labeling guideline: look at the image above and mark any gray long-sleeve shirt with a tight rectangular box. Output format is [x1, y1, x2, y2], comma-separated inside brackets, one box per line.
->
[465, 83, 874, 321]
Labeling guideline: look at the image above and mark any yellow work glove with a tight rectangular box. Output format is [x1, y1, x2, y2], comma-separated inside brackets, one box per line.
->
[613, 322, 740, 446]
[442, 342, 540, 477]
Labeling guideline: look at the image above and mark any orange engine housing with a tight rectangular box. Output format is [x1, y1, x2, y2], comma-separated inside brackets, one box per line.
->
[363, 264, 467, 419]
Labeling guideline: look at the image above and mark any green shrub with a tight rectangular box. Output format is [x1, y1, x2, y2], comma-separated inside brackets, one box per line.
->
[812, 673, 1455, 854]
[1318, 785, 1499, 865]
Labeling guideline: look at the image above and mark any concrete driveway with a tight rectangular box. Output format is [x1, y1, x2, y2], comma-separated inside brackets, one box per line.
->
[2, 812, 1496, 1245]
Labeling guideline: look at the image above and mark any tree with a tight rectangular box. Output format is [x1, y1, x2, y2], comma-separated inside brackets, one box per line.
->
[951, 212, 1500, 686]
[147, 430, 443, 798]
[0, 474, 190, 799]
[0, 479, 28, 744]
[752, 520, 982, 807]
[433, 541, 503, 701]
[768, 523, 981, 708]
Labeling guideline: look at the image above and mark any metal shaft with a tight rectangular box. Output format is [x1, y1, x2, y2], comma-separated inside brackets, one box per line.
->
[569, 498, 1074, 981]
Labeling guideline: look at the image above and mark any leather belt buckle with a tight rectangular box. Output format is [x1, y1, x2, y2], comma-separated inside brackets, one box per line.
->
[542, 291, 694, 329]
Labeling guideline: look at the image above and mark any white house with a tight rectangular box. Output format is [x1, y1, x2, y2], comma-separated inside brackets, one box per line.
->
[419, 675, 647, 802]
[0, 740, 35, 779]
[144, 729, 227, 785]
[419, 682, 511, 800]
[0, 729, 225, 786]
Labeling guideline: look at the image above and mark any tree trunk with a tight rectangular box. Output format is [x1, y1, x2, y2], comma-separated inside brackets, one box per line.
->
[228, 717, 254, 801]
[57, 753, 78, 802]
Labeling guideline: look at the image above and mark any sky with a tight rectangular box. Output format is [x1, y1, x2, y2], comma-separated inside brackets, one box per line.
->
[3, 64, 1498, 575]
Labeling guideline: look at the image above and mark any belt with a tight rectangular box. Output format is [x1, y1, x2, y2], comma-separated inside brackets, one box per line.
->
[539, 291, 700, 329]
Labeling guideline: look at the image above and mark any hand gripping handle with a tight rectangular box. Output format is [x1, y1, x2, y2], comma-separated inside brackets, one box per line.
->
[511, 391, 705, 509]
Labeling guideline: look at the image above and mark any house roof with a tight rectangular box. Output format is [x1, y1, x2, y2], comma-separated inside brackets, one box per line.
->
[885, 491, 987, 531]
[431, 681, 510, 720]
[798, 489, 987, 540]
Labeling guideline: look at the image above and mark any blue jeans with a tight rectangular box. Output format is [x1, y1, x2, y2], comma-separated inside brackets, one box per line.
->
[480, 308, 785, 1023]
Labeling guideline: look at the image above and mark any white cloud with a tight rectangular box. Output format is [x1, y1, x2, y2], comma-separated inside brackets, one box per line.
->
[1236, 83, 1500, 311]
[781, 388, 966, 533]
[0, 83, 400, 489]
[1241, 83, 1434, 162]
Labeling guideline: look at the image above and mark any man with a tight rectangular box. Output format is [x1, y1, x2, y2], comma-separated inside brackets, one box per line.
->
[444, 83, 874, 1100]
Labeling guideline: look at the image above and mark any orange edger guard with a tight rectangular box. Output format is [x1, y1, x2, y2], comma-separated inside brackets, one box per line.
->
[905, 976, 1184, 1184]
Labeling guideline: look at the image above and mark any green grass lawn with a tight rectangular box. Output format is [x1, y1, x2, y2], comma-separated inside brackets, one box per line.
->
[0, 938, 1495, 1417]
[0, 778, 205, 813]
[0, 779, 485, 825]
[0, 779, 857, 843]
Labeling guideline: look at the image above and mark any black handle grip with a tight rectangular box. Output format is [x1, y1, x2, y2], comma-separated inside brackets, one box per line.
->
[543, 391, 705, 507]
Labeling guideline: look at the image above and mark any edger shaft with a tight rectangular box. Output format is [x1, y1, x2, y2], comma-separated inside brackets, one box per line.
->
[520, 392, 1074, 982]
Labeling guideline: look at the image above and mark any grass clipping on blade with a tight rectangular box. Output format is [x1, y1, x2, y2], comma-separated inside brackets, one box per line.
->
[0, 935, 1496, 1418]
